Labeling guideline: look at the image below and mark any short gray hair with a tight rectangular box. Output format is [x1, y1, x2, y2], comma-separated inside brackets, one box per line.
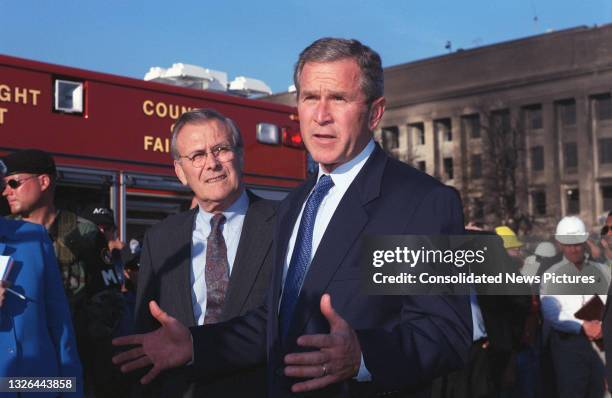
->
[170, 108, 244, 160]
[0, 160, 5, 177]
[293, 37, 384, 104]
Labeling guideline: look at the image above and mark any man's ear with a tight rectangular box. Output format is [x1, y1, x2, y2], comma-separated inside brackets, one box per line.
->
[368, 96, 386, 131]
[174, 161, 188, 186]
[39, 174, 52, 192]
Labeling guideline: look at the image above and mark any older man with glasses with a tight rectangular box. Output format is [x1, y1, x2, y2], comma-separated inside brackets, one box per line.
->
[131, 108, 276, 398]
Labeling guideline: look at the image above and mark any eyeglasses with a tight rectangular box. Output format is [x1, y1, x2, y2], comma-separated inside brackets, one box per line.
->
[602, 225, 612, 236]
[3, 175, 38, 189]
[178, 145, 237, 168]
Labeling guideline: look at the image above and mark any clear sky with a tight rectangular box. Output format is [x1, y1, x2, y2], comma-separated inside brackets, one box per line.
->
[1, 0, 610, 93]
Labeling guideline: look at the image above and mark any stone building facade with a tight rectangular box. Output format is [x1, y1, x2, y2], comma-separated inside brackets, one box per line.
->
[265, 25, 612, 233]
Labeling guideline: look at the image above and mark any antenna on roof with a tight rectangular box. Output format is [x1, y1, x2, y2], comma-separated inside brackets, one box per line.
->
[531, 0, 540, 32]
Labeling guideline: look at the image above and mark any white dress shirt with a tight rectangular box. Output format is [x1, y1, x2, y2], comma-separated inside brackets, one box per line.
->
[191, 189, 248, 325]
[540, 257, 610, 335]
[283, 139, 376, 381]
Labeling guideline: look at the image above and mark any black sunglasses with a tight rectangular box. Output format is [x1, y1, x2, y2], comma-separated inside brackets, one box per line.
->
[601, 225, 612, 236]
[3, 175, 38, 189]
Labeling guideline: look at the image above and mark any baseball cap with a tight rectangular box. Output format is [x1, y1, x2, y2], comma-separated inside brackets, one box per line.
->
[82, 205, 116, 227]
[2, 149, 57, 177]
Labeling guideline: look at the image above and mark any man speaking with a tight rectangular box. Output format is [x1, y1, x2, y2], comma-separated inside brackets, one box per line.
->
[114, 38, 471, 397]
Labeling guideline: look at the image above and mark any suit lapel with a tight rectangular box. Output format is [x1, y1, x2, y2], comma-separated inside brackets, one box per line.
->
[286, 145, 387, 338]
[271, 175, 318, 312]
[176, 208, 198, 327]
[221, 193, 274, 320]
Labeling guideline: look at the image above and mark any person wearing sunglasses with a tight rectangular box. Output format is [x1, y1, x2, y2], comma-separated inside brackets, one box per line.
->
[1, 148, 123, 397]
[0, 159, 83, 396]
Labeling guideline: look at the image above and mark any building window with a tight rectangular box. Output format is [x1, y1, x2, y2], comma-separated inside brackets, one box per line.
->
[531, 146, 544, 171]
[566, 188, 580, 215]
[471, 154, 482, 179]
[599, 138, 612, 164]
[381, 126, 399, 151]
[435, 118, 452, 141]
[594, 94, 612, 121]
[462, 114, 480, 138]
[524, 105, 543, 130]
[410, 123, 425, 145]
[532, 191, 547, 216]
[492, 109, 511, 134]
[443, 157, 454, 180]
[557, 99, 576, 126]
[602, 186, 612, 214]
[54, 79, 84, 114]
[563, 142, 578, 170]
[417, 161, 426, 172]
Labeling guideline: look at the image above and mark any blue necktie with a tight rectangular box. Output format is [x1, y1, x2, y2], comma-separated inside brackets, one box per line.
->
[279, 175, 334, 337]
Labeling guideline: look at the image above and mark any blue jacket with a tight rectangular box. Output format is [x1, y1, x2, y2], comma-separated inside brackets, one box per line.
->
[0, 218, 83, 397]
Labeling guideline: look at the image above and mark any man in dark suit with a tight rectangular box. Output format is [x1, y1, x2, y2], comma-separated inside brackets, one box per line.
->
[114, 38, 472, 397]
[132, 108, 275, 397]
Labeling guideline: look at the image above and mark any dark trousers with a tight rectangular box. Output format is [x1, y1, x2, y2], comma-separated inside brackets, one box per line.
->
[432, 339, 504, 398]
[550, 330, 605, 398]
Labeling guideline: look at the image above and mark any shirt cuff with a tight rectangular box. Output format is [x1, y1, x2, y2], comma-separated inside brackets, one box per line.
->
[354, 353, 372, 382]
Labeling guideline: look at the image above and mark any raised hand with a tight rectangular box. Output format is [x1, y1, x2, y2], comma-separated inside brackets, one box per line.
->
[284, 294, 361, 393]
[112, 301, 193, 384]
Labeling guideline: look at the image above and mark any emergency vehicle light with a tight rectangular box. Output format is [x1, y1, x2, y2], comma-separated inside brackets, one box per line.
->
[54, 79, 83, 113]
[256, 123, 280, 145]
[282, 127, 303, 148]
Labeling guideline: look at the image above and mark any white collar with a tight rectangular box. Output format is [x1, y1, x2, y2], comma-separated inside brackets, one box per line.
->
[197, 188, 248, 223]
[316, 139, 375, 189]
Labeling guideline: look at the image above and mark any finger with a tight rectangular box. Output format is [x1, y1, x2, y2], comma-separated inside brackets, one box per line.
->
[112, 334, 145, 347]
[320, 294, 345, 330]
[296, 333, 338, 348]
[291, 375, 336, 393]
[284, 350, 328, 365]
[121, 355, 153, 373]
[285, 364, 329, 378]
[149, 301, 173, 326]
[112, 346, 145, 365]
[141, 364, 162, 385]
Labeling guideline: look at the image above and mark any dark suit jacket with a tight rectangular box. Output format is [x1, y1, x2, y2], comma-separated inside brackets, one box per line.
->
[191, 145, 472, 397]
[134, 191, 276, 398]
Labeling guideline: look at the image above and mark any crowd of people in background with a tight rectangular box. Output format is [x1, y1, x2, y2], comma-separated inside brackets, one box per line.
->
[437, 213, 612, 398]
[0, 150, 141, 397]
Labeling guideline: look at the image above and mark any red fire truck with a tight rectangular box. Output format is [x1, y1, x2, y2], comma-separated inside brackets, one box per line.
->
[0, 54, 307, 241]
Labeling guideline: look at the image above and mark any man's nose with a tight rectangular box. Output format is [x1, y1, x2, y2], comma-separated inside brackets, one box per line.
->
[204, 153, 222, 169]
[314, 100, 332, 125]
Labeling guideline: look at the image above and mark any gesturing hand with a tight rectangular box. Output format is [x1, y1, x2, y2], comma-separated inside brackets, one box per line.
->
[112, 301, 193, 384]
[284, 294, 361, 393]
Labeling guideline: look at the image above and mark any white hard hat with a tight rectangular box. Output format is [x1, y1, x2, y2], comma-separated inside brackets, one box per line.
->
[534, 241, 557, 257]
[555, 216, 588, 245]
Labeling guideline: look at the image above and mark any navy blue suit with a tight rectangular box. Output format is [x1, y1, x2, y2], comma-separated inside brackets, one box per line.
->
[191, 145, 472, 397]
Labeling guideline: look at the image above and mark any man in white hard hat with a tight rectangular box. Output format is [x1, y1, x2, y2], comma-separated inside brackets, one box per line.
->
[540, 216, 610, 398]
